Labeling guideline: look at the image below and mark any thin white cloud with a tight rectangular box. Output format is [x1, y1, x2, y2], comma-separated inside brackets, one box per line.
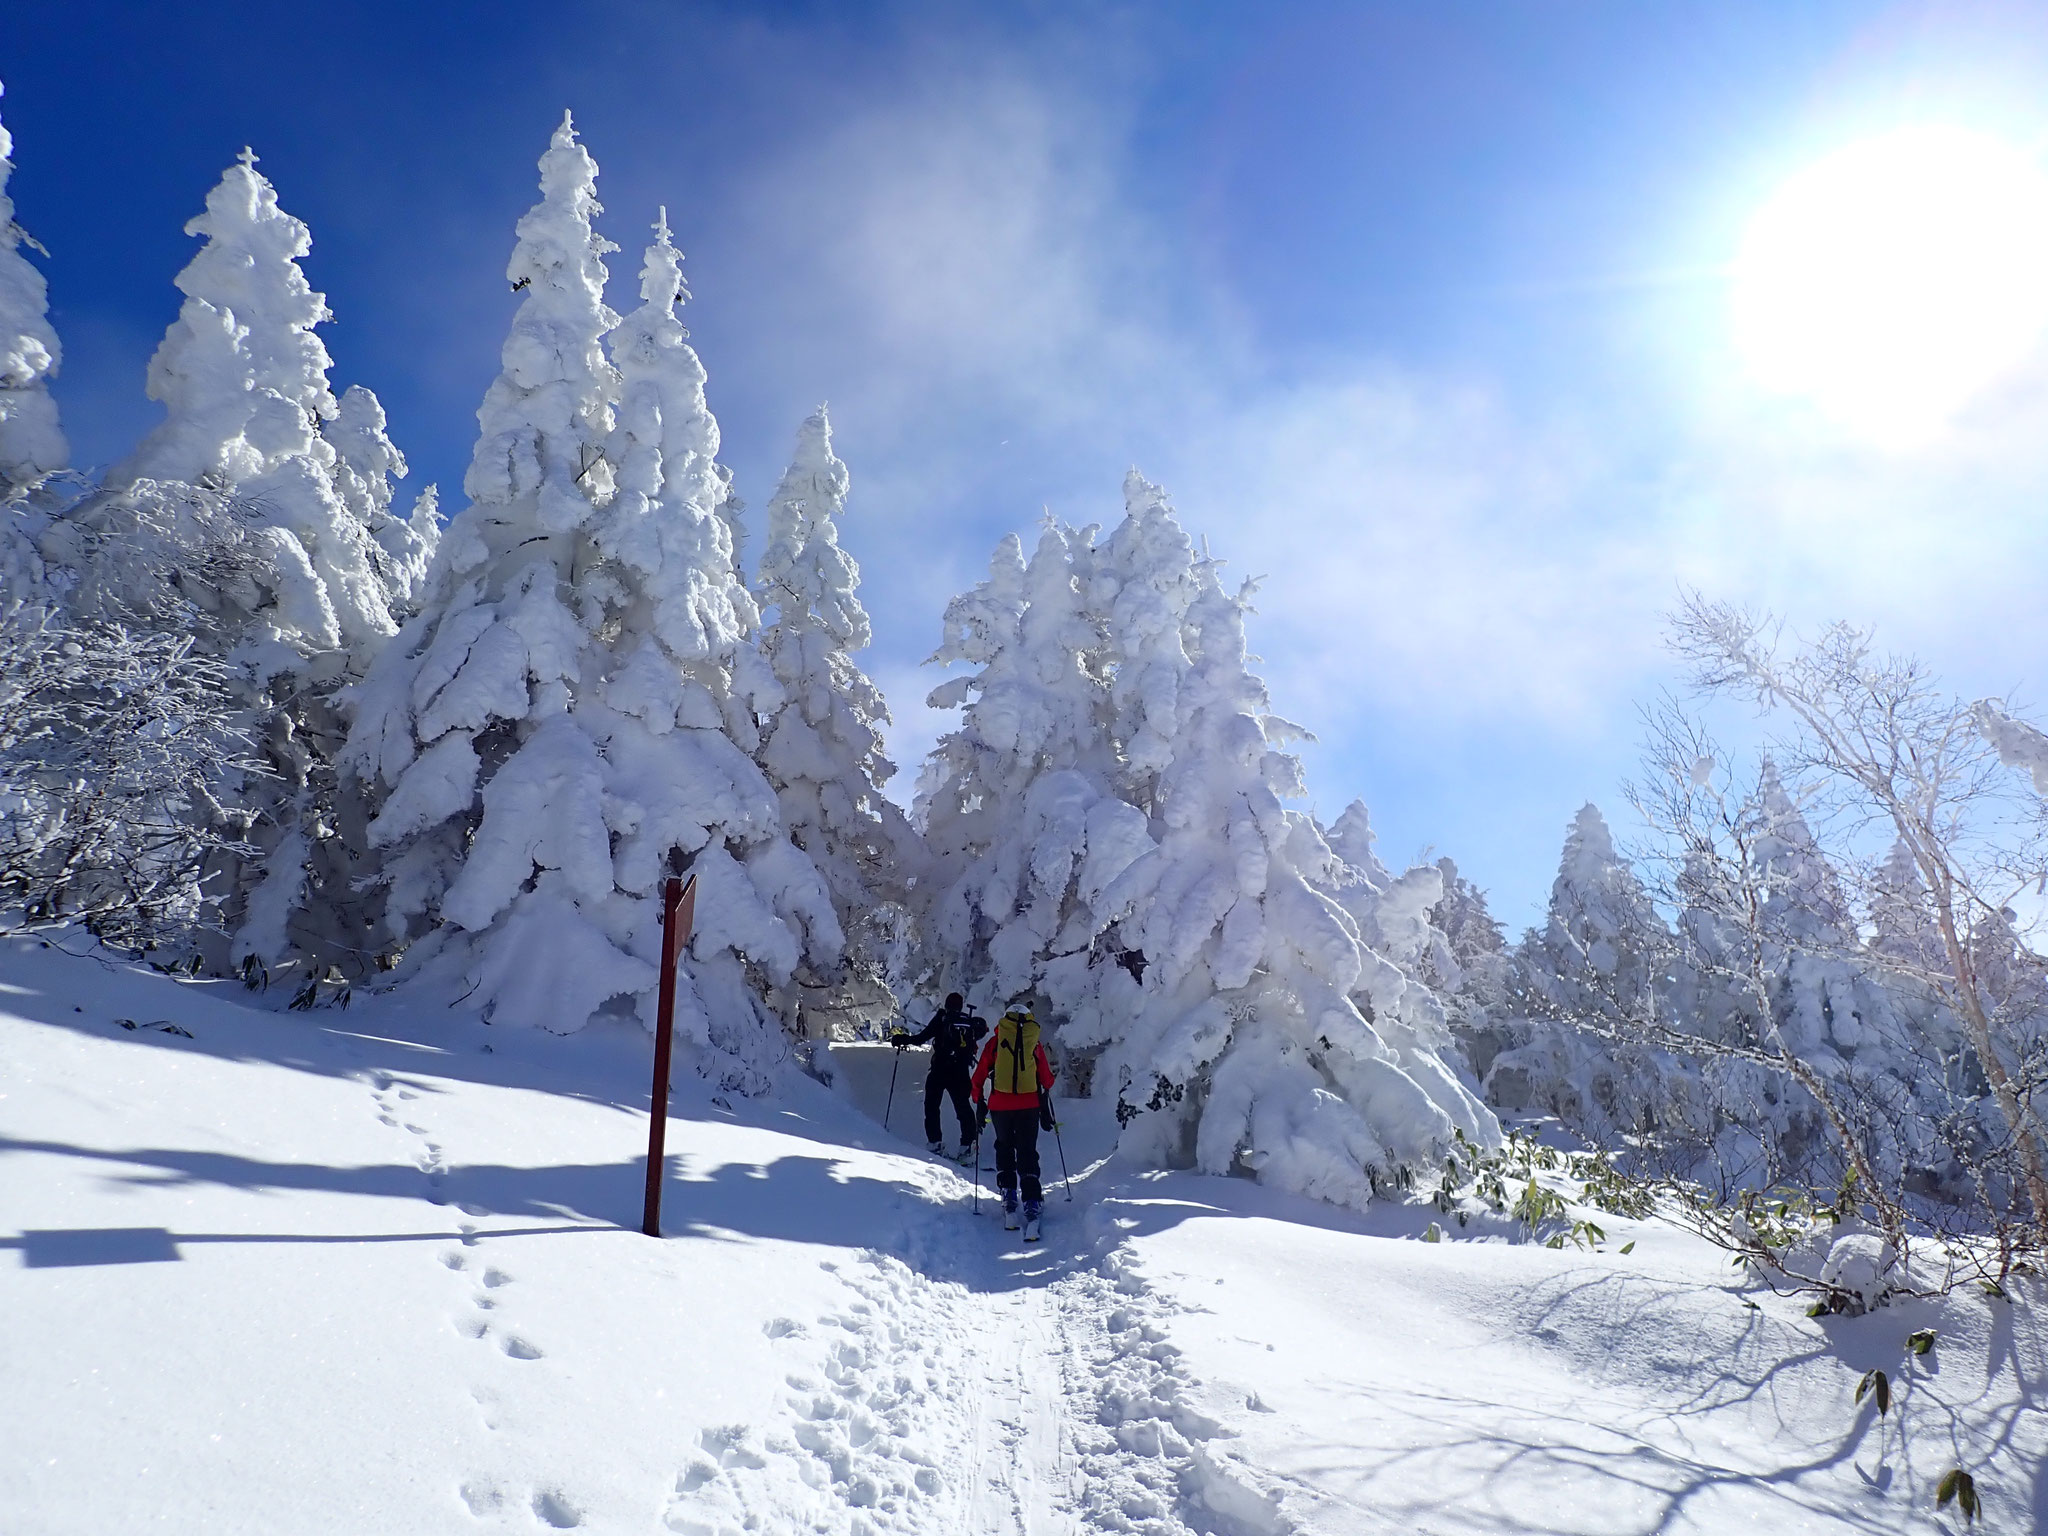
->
[692, 26, 2048, 910]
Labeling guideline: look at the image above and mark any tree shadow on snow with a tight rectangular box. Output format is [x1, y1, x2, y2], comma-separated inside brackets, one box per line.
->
[0, 936, 668, 1113]
[0, 1133, 937, 1252]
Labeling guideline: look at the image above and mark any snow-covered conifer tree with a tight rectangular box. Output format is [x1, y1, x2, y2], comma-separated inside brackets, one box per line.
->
[1423, 854, 1509, 1049]
[325, 384, 440, 616]
[30, 150, 434, 978]
[922, 472, 1494, 1207]
[111, 149, 398, 659]
[752, 406, 922, 1023]
[917, 532, 1028, 877]
[344, 132, 837, 1070]
[0, 83, 65, 500]
[918, 515, 1146, 1018]
[1080, 478, 1493, 1203]
[1488, 804, 1703, 1145]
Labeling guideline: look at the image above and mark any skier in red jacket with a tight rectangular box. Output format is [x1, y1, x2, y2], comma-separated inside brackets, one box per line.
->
[971, 1005, 1057, 1240]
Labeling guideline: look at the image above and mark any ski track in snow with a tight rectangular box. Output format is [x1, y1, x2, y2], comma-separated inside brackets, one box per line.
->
[661, 1149, 1288, 1536]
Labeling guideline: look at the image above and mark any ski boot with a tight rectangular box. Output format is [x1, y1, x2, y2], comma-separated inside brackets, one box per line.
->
[955, 1142, 977, 1164]
[928, 1139, 944, 1156]
[1022, 1200, 1044, 1243]
[1002, 1194, 1021, 1231]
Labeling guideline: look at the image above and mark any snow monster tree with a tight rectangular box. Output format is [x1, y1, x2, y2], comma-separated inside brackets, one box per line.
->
[921, 472, 1497, 1208]
[343, 120, 837, 1079]
[753, 406, 925, 1026]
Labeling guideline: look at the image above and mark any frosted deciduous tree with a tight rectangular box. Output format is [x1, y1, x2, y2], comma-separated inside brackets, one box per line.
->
[0, 83, 65, 499]
[753, 406, 923, 1026]
[0, 604, 255, 945]
[1668, 598, 2048, 1249]
[344, 131, 836, 1075]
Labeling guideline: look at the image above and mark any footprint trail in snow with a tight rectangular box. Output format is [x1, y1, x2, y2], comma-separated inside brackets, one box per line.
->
[663, 1156, 1291, 1536]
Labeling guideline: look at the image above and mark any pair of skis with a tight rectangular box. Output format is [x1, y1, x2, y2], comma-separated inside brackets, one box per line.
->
[969, 1132, 1044, 1242]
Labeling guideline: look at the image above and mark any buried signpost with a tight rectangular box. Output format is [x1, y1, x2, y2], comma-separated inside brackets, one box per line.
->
[641, 872, 699, 1238]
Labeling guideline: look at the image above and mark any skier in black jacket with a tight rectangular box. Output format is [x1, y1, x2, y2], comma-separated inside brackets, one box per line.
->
[893, 993, 986, 1159]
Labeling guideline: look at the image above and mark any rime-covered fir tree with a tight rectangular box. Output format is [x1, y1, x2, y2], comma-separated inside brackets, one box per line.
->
[111, 150, 402, 659]
[325, 384, 440, 617]
[753, 406, 922, 1025]
[34, 150, 429, 979]
[1075, 475, 1494, 1202]
[1487, 803, 1705, 1147]
[920, 472, 1495, 1208]
[0, 83, 67, 606]
[1422, 853, 1510, 1054]
[0, 83, 64, 503]
[918, 516, 1141, 1014]
[343, 129, 837, 1075]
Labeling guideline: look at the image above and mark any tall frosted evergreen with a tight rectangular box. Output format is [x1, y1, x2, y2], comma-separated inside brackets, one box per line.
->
[754, 406, 923, 1020]
[113, 150, 407, 658]
[919, 472, 1496, 1209]
[0, 83, 64, 499]
[31, 150, 431, 980]
[343, 126, 836, 1076]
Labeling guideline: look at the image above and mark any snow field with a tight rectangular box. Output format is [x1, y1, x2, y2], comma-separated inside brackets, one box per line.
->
[0, 946, 1263, 1535]
[1118, 1179, 2048, 1534]
[5, 942, 2046, 1534]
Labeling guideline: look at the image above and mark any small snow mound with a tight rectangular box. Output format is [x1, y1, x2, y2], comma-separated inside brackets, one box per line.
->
[1817, 1232, 1899, 1315]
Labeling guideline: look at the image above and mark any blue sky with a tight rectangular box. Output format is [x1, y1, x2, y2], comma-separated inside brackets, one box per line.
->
[13, 1, 2048, 930]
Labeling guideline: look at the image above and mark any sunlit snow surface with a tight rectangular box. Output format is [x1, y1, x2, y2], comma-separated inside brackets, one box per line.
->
[2, 936, 2044, 1534]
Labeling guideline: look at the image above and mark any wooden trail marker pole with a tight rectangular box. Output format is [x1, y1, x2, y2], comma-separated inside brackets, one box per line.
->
[642, 871, 698, 1238]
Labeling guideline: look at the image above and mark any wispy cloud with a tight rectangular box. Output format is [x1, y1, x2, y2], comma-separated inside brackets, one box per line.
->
[653, 18, 2048, 908]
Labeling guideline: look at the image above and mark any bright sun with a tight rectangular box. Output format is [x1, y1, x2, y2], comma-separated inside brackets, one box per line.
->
[1731, 125, 2048, 438]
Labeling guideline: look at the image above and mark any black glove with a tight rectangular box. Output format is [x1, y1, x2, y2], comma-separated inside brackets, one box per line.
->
[976, 1098, 990, 1135]
[1039, 1097, 1056, 1132]
[889, 1029, 906, 1051]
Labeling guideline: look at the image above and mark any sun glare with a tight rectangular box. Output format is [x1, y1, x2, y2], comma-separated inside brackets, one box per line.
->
[1731, 125, 2048, 439]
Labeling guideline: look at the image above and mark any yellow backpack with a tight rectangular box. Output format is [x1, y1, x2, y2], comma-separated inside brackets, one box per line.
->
[993, 1012, 1042, 1095]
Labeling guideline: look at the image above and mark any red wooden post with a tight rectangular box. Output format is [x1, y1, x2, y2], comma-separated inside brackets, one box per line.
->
[642, 871, 697, 1237]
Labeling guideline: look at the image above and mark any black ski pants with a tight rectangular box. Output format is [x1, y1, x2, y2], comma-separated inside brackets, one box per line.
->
[925, 1065, 975, 1146]
[991, 1107, 1043, 1205]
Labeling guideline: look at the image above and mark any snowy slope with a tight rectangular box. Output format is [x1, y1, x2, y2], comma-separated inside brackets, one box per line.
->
[3, 937, 2044, 1534]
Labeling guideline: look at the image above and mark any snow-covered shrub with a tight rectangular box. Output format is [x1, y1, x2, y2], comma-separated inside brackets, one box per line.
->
[919, 471, 1496, 1208]
[344, 129, 836, 1077]
[1815, 1230, 1901, 1315]
[0, 603, 256, 944]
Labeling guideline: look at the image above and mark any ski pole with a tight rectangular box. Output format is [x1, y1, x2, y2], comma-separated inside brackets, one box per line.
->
[884, 1042, 900, 1132]
[1050, 1099, 1072, 1201]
